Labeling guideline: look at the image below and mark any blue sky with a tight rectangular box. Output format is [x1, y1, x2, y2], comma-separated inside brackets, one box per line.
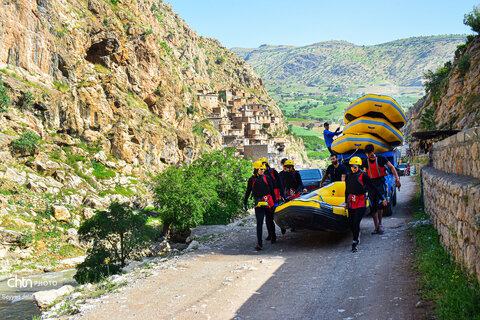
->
[166, 0, 476, 48]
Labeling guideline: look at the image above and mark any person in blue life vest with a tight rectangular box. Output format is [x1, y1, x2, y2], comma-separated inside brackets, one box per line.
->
[323, 122, 342, 155]
[345, 157, 387, 252]
[244, 161, 278, 250]
[362, 144, 401, 234]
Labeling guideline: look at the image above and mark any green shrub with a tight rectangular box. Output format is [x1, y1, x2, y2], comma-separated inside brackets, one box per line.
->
[110, 0, 119, 5]
[144, 28, 153, 36]
[215, 57, 225, 65]
[186, 105, 195, 115]
[152, 149, 250, 234]
[91, 161, 116, 179]
[22, 91, 34, 108]
[455, 44, 468, 59]
[0, 76, 10, 112]
[420, 107, 436, 130]
[457, 54, 470, 75]
[464, 6, 480, 33]
[423, 61, 452, 102]
[74, 202, 157, 283]
[159, 42, 171, 54]
[12, 131, 41, 155]
[53, 80, 69, 93]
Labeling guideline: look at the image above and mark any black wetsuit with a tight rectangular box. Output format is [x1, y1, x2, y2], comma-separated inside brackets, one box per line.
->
[345, 170, 385, 243]
[244, 174, 277, 246]
[264, 167, 285, 201]
[279, 170, 304, 199]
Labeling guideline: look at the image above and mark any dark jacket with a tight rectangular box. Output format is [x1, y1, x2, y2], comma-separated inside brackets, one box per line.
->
[279, 170, 304, 194]
[244, 174, 277, 205]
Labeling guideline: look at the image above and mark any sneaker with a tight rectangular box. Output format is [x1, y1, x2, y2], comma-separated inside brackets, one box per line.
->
[266, 235, 272, 241]
[281, 228, 286, 235]
[351, 242, 358, 253]
[255, 244, 262, 251]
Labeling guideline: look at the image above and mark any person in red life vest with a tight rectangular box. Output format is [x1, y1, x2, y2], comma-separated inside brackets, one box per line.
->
[362, 144, 401, 235]
[258, 157, 285, 204]
[279, 160, 307, 201]
[345, 157, 387, 252]
[244, 161, 278, 250]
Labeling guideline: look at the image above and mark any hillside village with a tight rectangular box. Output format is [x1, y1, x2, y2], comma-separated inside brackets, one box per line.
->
[198, 88, 297, 167]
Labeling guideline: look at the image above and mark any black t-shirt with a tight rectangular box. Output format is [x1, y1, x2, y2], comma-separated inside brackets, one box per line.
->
[326, 163, 347, 182]
[362, 155, 389, 183]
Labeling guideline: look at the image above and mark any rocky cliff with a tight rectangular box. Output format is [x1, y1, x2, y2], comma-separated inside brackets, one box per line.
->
[404, 35, 480, 135]
[0, 0, 305, 275]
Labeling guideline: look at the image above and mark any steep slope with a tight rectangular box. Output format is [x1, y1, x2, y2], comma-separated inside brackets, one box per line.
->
[0, 0, 305, 275]
[232, 35, 466, 95]
[404, 35, 480, 135]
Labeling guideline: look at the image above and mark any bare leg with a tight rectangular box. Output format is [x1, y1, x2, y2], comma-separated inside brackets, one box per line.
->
[372, 211, 379, 231]
[377, 209, 384, 232]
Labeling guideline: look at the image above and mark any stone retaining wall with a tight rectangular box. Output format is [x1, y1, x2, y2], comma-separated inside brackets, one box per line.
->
[421, 127, 480, 281]
[430, 127, 480, 178]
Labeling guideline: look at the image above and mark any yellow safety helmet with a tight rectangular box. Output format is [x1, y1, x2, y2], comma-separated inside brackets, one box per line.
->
[253, 161, 266, 170]
[284, 160, 294, 166]
[349, 156, 362, 166]
[258, 157, 268, 164]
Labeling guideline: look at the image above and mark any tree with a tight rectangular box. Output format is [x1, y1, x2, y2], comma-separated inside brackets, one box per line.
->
[464, 6, 480, 33]
[420, 107, 436, 131]
[0, 76, 10, 112]
[152, 148, 251, 236]
[74, 202, 156, 283]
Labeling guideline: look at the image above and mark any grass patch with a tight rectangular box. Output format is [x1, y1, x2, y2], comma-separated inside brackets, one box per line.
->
[91, 161, 116, 179]
[410, 191, 480, 320]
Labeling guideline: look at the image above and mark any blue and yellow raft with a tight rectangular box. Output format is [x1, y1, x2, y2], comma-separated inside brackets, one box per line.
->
[274, 182, 367, 232]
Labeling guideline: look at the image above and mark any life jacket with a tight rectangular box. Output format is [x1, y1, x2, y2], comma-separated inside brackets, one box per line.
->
[252, 175, 275, 208]
[265, 168, 281, 199]
[346, 172, 367, 209]
[366, 157, 387, 179]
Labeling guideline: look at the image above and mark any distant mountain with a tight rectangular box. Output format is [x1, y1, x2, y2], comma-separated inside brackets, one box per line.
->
[232, 35, 466, 97]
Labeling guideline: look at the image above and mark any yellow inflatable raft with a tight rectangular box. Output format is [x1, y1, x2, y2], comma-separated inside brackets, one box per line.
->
[331, 133, 392, 154]
[344, 94, 406, 129]
[343, 116, 404, 146]
[274, 182, 351, 231]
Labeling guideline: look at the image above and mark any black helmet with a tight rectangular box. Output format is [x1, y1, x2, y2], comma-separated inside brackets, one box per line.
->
[324, 122, 329, 127]
[280, 158, 288, 165]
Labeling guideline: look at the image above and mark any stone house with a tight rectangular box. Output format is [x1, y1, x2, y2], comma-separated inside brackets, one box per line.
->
[198, 93, 218, 112]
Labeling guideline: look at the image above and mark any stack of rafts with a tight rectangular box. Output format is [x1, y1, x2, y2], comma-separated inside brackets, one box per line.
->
[331, 94, 406, 154]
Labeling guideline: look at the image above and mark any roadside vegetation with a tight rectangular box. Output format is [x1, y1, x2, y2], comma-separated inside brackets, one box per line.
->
[74, 202, 157, 283]
[410, 189, 480, 320]
[152, 148, 251, 237]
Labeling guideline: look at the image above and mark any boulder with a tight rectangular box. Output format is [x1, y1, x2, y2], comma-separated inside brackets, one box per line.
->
[53, 206, 71, 222]
[0, 228, 23, 245]
[83, 195, 110, 209]
[4, 167, 26, 185]
[81, 207, 95, 219]
[33, 285, 75, 310]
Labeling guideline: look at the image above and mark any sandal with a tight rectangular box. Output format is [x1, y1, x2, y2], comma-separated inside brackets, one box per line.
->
[371, 229, 379, 235]
[378, 226, 385, 234]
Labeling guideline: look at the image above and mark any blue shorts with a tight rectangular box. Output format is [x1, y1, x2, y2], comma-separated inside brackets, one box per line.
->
[368, 180, 386, 213]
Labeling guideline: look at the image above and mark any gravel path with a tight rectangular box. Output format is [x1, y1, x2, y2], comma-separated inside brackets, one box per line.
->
[70, 176, 429, 320]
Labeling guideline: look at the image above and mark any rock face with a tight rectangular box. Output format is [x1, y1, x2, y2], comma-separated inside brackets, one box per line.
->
[404, 35, 480, 136]
[0, 0, 303, 171]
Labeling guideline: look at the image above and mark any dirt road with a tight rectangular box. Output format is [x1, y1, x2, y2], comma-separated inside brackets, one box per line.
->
[71, 176, 428, 320]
